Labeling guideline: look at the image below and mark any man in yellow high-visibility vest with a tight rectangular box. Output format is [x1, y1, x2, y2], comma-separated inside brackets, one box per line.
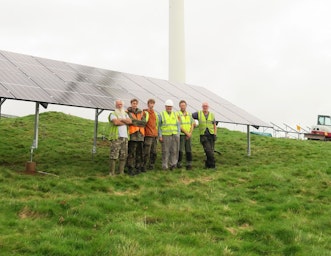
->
[177, 100, 195, 170]
[192, 102, 217, 169]
[158, 99, 180, 170]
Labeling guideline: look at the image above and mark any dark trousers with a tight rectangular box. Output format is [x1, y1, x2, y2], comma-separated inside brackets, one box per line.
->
[200, 134, 215, 168]
[178, 135, 192, 167]
[143, 136, 157, 169]
[127, 140, 144, 170]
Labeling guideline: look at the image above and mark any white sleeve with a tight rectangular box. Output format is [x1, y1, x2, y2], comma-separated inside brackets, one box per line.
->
[110, 113, 117, 121]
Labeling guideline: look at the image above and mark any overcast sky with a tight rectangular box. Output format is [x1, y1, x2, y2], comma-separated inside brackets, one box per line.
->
[1, 0, 331, 130]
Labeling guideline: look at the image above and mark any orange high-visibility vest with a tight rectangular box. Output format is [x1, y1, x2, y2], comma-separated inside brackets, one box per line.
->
[129, 112, 145, 136]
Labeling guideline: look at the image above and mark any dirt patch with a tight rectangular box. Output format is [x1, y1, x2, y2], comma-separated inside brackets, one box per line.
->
[181, 176, 214, 185]
[113, 190, 139, 196]
[18, 206, 42, 219]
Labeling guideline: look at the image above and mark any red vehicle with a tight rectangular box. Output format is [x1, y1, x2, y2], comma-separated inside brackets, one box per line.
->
[304, 115, 331, 141]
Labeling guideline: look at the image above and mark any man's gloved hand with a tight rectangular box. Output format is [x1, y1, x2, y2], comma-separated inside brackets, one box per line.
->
[213, 135, 217, 141]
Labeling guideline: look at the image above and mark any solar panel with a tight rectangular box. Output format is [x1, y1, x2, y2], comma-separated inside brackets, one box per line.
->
[14, 62, 55, 78]
[3, 83, 56, 103]
[0, 59, 19, 72]
[1, 51, 39, 64]
[36, 57, 72, 71]
[32, 76, 67, 91]
[0, 49, 270, 127]
[44, 89, 95, 107]
[0, 83, 14, 98]
[84, 94, 115, 109]
[0, 69, 36, 87]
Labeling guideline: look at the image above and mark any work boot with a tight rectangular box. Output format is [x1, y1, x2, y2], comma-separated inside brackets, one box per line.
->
[134, 165, 141, 175]
[109, 159, 116, 176]
[127, 167, 135, 176]
[119, 160, 126, 175]
[204, 160, 209, 169]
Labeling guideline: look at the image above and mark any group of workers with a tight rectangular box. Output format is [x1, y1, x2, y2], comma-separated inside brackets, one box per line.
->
[107, 98, 217, 176]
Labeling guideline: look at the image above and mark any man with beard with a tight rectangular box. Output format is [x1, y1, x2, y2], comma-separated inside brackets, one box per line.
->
[108, 99, 132, 175]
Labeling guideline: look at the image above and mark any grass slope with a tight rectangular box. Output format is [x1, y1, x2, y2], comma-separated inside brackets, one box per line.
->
[1, 112, 331, 255]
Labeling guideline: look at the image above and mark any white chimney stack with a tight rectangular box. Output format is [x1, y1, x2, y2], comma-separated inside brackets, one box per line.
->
[169, 0, 185, 83]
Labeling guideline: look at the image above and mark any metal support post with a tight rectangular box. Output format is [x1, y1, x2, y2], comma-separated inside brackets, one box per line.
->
[0, 97, 6, 119]
[92, 109, 104, 158]
[30, 102, 40, 161]
[247, 125, 251, 157]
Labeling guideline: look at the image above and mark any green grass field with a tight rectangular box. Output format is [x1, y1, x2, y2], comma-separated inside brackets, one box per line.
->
[1, 112, 331, 255]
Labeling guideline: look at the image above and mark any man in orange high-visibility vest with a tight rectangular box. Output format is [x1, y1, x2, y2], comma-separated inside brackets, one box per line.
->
[127, 98, 148, 175]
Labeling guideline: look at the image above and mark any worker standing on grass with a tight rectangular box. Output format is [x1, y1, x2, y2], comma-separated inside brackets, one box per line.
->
[177, 100, 195, 170]
[143, 99, 158, 171]
[158, 99, 180, 171]
[192, 102, 217, 169]
[108, 99, 132, 176]
[126, 98, 148, 176]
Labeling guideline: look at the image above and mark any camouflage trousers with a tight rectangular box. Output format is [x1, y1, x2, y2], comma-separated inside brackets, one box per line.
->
[143, 136, 158, 169]
[109, 137, 128, 160]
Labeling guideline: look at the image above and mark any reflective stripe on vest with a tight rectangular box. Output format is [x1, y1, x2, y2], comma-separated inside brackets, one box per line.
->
[144, 110, 150, 123]
[129, 112, 145, 136]
[107, 112, 119, 140]
[178, 111, 193, 135]
[198, 111, 215, 135]
[160, 111, 178, 135]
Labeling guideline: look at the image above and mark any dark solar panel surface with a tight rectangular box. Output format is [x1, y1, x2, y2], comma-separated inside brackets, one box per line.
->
[0, 82, 13, 98]
[0, 50, 269, 127]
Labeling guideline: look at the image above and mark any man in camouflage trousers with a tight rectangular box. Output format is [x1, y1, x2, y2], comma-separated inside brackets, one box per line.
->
[108, 99, 132, 175]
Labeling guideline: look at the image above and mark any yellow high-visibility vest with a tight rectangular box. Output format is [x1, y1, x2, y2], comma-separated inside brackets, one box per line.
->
[106, 112, 129, 140]
[160, 111, 178, 135]
[177, 111, 193, 135]
[198, 111, 215, 135]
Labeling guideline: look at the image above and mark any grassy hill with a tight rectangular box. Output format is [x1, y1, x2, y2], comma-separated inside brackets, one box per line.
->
[1, 112, 331, 255]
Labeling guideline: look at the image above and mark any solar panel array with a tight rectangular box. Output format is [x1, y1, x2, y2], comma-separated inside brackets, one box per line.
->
[0, 50, 270, 127]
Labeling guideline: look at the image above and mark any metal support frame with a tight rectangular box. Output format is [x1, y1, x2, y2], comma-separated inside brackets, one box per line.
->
[271, 122, 288, 138]
[247, 125, 251, 156]
[92, 108, 104, 158]
[30, 102, 40, 161]
[271, 122, 305, 139]
[0, 97, 6, 119]
[283, 123, 301, 139]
